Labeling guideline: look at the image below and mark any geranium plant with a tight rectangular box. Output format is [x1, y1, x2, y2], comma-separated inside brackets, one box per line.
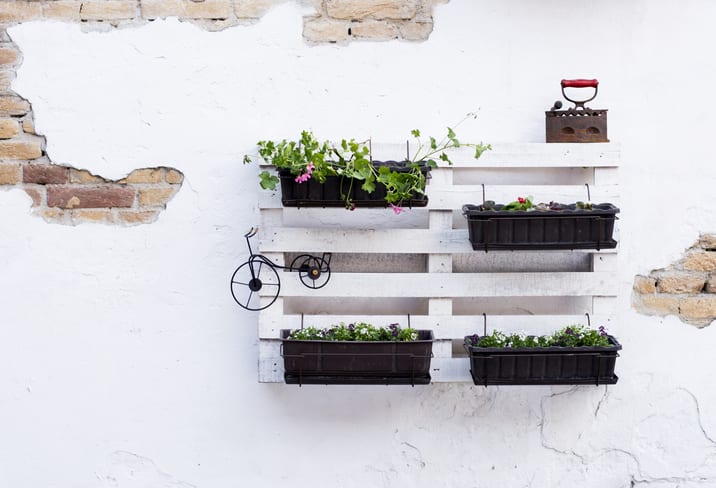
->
[480, 196, 595, 212]
[244, 121, 490, 210]
[288, 322, 419, 342]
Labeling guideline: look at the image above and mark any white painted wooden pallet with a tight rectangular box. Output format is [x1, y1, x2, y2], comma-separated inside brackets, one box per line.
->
[256, 142, 620, 383]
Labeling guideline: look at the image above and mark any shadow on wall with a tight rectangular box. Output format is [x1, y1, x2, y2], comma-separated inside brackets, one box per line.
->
[633, 234, 716, 327]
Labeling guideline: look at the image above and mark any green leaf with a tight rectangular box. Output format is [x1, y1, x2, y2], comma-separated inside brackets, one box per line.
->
[429, 136, 437, 149]
[259, 171, 279, 190]
[242, 155, 252, 164]
[411, 129, 420, 138]
[474, 142, 492, 160]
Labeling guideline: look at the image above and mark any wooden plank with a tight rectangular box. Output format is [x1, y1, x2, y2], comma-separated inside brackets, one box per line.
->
[262, 271, 617, 299]
[430, 357, 473, 383]
[260, 143, 621, 168]
[258, 227, 618, 255]
[257, 184, 619, 210]
[428, 184, 619, 209]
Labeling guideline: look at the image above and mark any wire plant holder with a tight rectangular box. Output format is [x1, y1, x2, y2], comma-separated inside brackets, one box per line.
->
[464, 314, 621, 386]
[230, 228, 332, 311]
[463, 184, 619, 251]
[280, 315, 434, 386]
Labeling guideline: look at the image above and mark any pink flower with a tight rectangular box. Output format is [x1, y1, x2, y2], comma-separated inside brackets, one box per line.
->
[517, 197, 526, 204]
[294, 162, 315, 184]
[390, 204, 405, 215]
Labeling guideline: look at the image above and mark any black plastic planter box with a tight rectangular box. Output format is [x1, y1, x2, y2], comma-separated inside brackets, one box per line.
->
[462, 203, 619, 251]
[464, 335, 621, 386]
[281, 329, 434, 385]
[278, 161, 430, 208]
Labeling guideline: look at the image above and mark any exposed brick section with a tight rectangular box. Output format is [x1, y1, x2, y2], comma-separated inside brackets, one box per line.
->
[138, 187, 176, 207]
[69, 168, 107, 184]
[398, 21, 433, 41]
[0, 118, 20, 139]
[48, 186, 136, 209]
[0, 139, 43, 159]
[633, 275, 657, 294]
[707, 274, 716, 294]
[325, 0, 418, 20]
[0, 1, 43, 22]
[118, 210, 160, 224]
[0, 162, 19, 184]
[70, 209, 113, 224]
[349, 20, 399, 40]
[79, 1, 139, 21]
[633, 234, 716, 327]
[683, 251, 716, 272]
[165, 169, 184, 184]
[234, 0, 275, 19]
[0, 47, 20, 67]
[121, 167, 164, 184]
[302, 0, 438, 43]
[142, 0, 231, 20]
[0, 69, 15, 93]
[679, 296, 716, 327]
[656, 273, 706, 294]
[23, 163, 69, 184]
[304, 17, 350, 43]
[42, 1, 83, 22]
[633, 294, 680, 317]
[0, 96, 30, 116]
[0, 27, 184, 226]
[700, 234, 716, 250]
[23, 187, 42, 206]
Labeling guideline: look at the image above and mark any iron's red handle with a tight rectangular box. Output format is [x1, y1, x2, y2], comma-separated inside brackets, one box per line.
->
[561, 79, 598, 88]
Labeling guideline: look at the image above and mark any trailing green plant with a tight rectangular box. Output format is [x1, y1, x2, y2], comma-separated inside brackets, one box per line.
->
[466, 324, 612, 348]
[243, 118, 491, 210]
[288, 322, 419, 342]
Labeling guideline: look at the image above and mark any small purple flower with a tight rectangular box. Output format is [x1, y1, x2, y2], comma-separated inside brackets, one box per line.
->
[348, 323, 355, 331]
[565, 327, 575, 335]
[599, 325, 608, 337]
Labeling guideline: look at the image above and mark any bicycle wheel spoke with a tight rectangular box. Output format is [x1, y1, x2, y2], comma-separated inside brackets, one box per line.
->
[232, 281, 249, 286]
[247, 290, 254, 306]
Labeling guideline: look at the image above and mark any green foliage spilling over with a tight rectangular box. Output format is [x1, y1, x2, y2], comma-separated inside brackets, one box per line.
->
[288, 322, 419, 342]
[243, 117, 491, 209]
[466, 325, 613, 348]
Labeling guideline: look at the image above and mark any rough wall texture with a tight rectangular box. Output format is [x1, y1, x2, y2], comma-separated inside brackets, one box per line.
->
[0, 0, 442, 41]
[0, 0, 442, 225]
[633, 234, 716, 327]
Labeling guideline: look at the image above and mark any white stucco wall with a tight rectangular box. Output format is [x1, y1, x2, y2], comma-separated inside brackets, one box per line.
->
[2, 1, 716, 486]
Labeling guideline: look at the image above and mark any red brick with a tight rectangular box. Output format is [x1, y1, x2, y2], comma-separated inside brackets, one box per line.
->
[47, 186, 135, 208]
[23, 163, 69, 184]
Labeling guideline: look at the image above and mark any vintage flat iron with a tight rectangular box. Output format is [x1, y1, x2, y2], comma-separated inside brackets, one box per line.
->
[546, 79, 608, 142]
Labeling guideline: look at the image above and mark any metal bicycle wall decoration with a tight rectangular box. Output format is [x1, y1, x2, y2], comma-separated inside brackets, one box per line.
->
[230, 227, 332, 311]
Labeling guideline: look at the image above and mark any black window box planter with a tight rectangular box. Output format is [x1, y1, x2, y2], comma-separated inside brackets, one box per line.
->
[278, 161, 431, 208]
[281, 329, 434, 385]
[463, 335, 622, 386]
[462, 203, 619, 251]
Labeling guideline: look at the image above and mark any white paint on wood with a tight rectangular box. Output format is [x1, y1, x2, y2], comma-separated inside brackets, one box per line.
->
[264, 272, 618, 298]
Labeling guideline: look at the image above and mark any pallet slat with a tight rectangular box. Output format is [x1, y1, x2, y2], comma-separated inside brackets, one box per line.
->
[260, 272, 618, 299]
